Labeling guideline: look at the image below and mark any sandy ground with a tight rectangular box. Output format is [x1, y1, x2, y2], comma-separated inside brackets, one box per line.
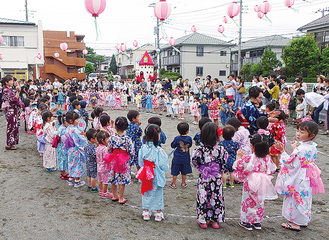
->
[0, 104, 328, 240]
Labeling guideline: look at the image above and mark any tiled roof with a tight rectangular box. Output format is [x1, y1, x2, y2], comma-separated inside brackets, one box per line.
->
[231, 35, 291, 52]
[0, 18, 35, 25]
[298, 14, 329, 31]
[161, 32, 234, 49]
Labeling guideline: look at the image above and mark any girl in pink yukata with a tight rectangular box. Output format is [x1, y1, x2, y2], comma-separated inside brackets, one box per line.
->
[279, 87, 291, 116]
[42, 110, 57, 172]
[190, 97, 200, 124]
[178, 96, 185, 120]
[92, 107, 103, 130]
[96, 130, 113, 199]
[233, 134, 277, 231]
[208, 91, 221, 125]
[64, 111, 88, 188]
[275, 121, 325, 232]
[22, 98, 34, 134]
[97, 89, 105, 108]
[151, 92, 158, 113]
[114, 90, 122, 110]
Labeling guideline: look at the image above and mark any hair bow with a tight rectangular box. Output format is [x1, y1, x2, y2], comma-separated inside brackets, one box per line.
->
[217, 128, 223, 140]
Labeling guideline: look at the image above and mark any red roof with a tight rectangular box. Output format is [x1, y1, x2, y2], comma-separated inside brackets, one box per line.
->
[139, 51, 154, 66]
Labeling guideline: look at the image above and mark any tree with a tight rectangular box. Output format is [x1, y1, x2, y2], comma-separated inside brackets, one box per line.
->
[319, 46, 329, 76]
[85, 46, 105, 73]
[84, 63, 94, 75]
[250, 62, 263, 76]
[259, 48, 282, 76]
[282, 34, 320, 77]
[109, 54, 118, 75]
[240, 62, 255, 81]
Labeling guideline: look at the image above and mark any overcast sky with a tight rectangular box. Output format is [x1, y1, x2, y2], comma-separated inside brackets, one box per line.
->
[0, 0, 328, 56]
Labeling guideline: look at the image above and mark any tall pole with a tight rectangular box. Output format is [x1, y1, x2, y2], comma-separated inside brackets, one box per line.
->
[25, 0, 28, 21]
[237, 0, 242, 76]
[156, 18, 161, 76]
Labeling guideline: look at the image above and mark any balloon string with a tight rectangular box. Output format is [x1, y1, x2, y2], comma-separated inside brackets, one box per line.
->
[231, 18, 239, 28]
[94, 17, 99, 41]
[161, 21, 168, 40]
[221, 33, 226, 38]
[172, 46, 181, 53]
[290, 7, 299, 13]
[265, 14, 272, 23]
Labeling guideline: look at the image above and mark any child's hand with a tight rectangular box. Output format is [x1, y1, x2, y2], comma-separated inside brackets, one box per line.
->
[274, 142, 284, 153]
[137, 121, 142, 125]
[237, 149, 244, 159]
[291, 140, 298, 150]
[110, 119, 114, 126]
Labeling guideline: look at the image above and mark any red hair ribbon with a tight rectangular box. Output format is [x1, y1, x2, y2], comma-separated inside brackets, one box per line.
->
[217, 128, 223, 140]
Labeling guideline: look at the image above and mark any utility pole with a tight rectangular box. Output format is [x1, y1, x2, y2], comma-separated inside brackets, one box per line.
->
[315, 7, 329, 17]
[237, 0, 242, 76]
[25, 0, 28, 21]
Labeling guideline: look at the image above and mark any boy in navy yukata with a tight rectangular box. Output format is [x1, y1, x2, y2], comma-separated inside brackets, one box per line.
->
[127, 110, 143, 172]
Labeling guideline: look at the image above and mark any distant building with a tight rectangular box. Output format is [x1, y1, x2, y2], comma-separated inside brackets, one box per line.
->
[135, 51, 155, 80]
[0, 18, 43, 81]
[39, 30, 86, 81]
[230, 35, 291, 76]
[298, 14, 329, 50]
[160, 32, 234, 81]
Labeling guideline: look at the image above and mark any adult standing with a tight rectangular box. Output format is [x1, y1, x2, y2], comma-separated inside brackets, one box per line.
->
[313, 75, 325, 93]
[321, 79, 329, 135]
[154, 79, 162, 93]
[193, 78, 201, 95]
[53, 78, 62, 90]
[224, 74, 236, 99]
[234, 76, 245, 108]
[1, 75, 24, 150]
[103, 77, 109, 91]
[162, 78, 172, 91]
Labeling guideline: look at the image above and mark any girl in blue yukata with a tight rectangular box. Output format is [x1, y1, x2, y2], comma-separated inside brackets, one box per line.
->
[64, 111, 88, 188]
[137, 124, 169, 222]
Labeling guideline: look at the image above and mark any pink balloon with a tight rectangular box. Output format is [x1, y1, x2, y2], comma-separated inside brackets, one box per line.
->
[133, 40, 138, 48]
[257, 12, 264, 19]
[0, 54, 3, 60]
[254, 5, 260, 12]
[169, 37, 175, 46]
[0, 35, 3, 44]
[227, 2, 240, 18]
[222, 16, 228, 24]
[37, 53, 42, 60]
[284, 0, 295, 8]
[120, 43, 126, 52]
[60, 42, 68, 51]
[83, 49, 88, 55]
[260, 1, 271, 14]
[54, 52, 60, 58]
[116, 44, 120, 50]
[191, 25, 197, 32]
[85, 0, 106, 17]
[154, 0, 171, 21]
[218, 25, 225, 34]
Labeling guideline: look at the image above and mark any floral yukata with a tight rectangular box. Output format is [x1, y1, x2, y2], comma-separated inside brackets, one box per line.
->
[192, 144, 228, 224]
[233, 154, 277, 224]
[126, 122, 142, 166]
[279, 93, 291, 115]
[66, 125, 87, 178]
[232, 126, 252, 155]
[241, 99, 267, 134]
[43, 123, 57, 169]
[208, 98, 220, 120]
[56, 125, 68, 171]
[138, 143, 169, 211]
[275, 141, 325, 226]
[268, 122, 286, 156]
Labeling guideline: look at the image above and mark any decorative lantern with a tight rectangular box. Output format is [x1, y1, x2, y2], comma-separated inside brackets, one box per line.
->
[254, 5, 260, 12]
[116, 44, 120, 50]
[0, 35, 3, 44]
[54, 52, 60, 58]
[60, 42, 68, 51]
[222, 16, 228, 24]
[82, 49, 88, 55]
[120, 43, 126, 52]
[37, 53, 42, 60]
[218, 25, 225, 34]
[0, 54, 3, 60]
[85, 0, 107, 40]
[260, 1, 271, 14]
[258, 12, 264, 19]
[133, 40, 138, 48]
[169, 37, 175, 46]
[154, 0, 171, 21]
[284, 0, 295, 8]
[191, 25, 197, 32]
[227, 2, 240, 18]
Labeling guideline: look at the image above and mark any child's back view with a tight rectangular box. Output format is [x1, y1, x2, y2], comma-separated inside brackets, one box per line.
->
[170, 122, 192, 189]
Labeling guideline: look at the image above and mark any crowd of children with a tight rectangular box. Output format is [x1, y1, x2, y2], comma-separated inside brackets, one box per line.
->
[18, 80, 325, 232]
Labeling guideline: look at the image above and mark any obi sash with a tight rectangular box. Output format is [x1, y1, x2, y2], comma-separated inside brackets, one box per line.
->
[62, 133, 75, 149]
[282, 99, 289, 103]
[303, 163, 325, 194]
[136, 160, 155, 195]
[104, 149, 130, 174]
[247, 172, 277, 200]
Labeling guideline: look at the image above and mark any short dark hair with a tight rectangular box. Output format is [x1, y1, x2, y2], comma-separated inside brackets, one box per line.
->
[297, 121, 318, 139]
[296, 89, 305, 96]
[297, 97, 303, 103]
[144, 124, 161, 147]
[270, 74, 277, 79]
[127, 110, 139, 122]
[115, 117, 128, 131]
[223, 95, 229, 101]
[227, 98, 235, 104]
[266, 100, 279, 111]
[1, 75, 13, 86]
[256, 116, 269, 130]
[100, 113, 110, 127]
[198, 117, 212, 130]
[86, 128, 97, 141]
[201, 122, 218, 146]
[249, 86, 263, 99]
[177, 122, 189, 135]
[69, 95, 77, 103]
[226, 117, 241, 130]
[213, 91, 219, 98]
[222, 125, 235, 140]
[278, 110, 287, 121]
[279, 75, 287, 81]
[23, 98, 30, 108]
[65, 111, 79, 124]
[148, 116, 161, 127]
[250, 134, 269, 158]
[96, 130, 110, 145]
[93, 107, 103, 117]
[72, 100, 81, 109]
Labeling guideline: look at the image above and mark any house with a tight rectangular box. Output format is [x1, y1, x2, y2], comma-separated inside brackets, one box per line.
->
[0, 18, 43, 81]
[160, 32, 234, 81]
[298, 14, 329, 50]
[135, 51, 155, 80]
[116, 44, 156, 78]
[39, 30, 86, 81]
[230, 35, 291, 76]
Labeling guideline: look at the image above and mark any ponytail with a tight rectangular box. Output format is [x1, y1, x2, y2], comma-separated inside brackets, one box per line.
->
[250, 134, 269, 158]
[144, 124, 161, 147]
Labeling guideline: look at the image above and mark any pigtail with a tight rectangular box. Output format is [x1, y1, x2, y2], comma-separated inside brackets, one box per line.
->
[144, 124, 161, 147]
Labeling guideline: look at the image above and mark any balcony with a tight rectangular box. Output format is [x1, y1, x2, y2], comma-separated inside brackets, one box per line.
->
[162, 55, 180, 66]
[231, 63, 238, 71]
[242, 57, 261, 65]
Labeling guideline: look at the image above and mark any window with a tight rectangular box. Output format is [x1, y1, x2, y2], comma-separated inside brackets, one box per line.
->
[250, 49, 263, 57]
[2, 36, 24, 46]
[219, 70, 226, 76]
[196, 67, 203, 76]
[168, 49, 173, 56]
[174, 67, 180, 73]
[220, 51, 227, 56]
[196, 46, 204, 56]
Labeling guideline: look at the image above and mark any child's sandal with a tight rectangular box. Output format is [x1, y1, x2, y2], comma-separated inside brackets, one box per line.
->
[169, 183, 177, 189]
[155, 212, 164, 222]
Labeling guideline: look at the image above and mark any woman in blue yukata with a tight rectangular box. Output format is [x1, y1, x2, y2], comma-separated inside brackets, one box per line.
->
[137, 124, 169, 222]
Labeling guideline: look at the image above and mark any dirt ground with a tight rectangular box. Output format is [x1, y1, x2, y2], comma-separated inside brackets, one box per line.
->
[0, 105, 328, 240]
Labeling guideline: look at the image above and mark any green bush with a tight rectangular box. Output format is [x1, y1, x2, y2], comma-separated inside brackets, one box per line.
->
[161, 71, 180, 81]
